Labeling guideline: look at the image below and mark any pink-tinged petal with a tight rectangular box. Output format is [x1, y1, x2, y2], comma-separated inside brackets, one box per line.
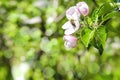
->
[63, 35, 77, 49]
[63, 35, 77, 42]
[66, 6, 80, 20]
[76, 2, 89, 16]
[79, 6, 89, 16]
[66, 6, 76, 15]
[64, 41, 71, 50]
[64, 40, 77, 49]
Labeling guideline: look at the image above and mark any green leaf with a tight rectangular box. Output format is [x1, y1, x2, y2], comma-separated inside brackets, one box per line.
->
[93, 38, 103, 55]
[91, 8, 99, 21]
[86, 17, 93, 26]
[98, 3, 117, 16]
[81, 27, 95, 47]
[96, 26, 107, 47]
[93, 26, 107, 55]
[103, 11, 120, 22]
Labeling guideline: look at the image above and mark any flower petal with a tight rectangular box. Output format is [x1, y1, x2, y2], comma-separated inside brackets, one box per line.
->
[66, 6, 80, 20]
[63, 35, 77, 42]
[76, 2, 89, 16]
[64, 40, 77, 49]
[62, 21, 70, 29]
[64, 20, 80, 35]
[64, 28, 75, 35]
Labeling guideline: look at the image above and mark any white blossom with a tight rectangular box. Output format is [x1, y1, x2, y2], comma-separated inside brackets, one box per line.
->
[62, 20, 80, 35]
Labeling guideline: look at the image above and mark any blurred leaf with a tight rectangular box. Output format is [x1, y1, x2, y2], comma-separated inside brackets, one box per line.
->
[0, 51, 3, 58]
[33, 69, 44, 80]
[43, 67, 55, 78]
[0, 67, 7, 80]
[88, 63, 100, 74]
[26, 48, 35, 60]
[30, 28, 41, 40]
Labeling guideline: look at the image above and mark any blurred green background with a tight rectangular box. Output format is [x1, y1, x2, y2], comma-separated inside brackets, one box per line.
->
[0, 0, 120, 80]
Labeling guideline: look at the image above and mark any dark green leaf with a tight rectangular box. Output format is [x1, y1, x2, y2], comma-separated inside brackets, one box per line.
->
[91, 8, 99, 21]
[96, 26, 107, 47]
[103, 11, 120, 21]
[98, 3, 117, 16]
[93, 26, 107, 55]
[93, 38, 104, 55]
[81, 27, 95, 47]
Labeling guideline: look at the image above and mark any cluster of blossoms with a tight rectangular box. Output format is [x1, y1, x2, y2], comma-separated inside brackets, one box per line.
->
[62, 2, 89, 49]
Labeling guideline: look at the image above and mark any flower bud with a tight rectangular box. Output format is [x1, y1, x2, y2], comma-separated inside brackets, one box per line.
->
[63, 35, 77, 49]
[66, 6, 80, 20]
[76, 2, 89, 16]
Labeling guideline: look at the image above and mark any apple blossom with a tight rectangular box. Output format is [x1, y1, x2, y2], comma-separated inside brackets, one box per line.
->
[62, 20, 80, 35]
[62, 1, 89, 50]
[76, 2, 89, 16]
[66, 6, 80, 20]
[63, 35, 77, 49]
